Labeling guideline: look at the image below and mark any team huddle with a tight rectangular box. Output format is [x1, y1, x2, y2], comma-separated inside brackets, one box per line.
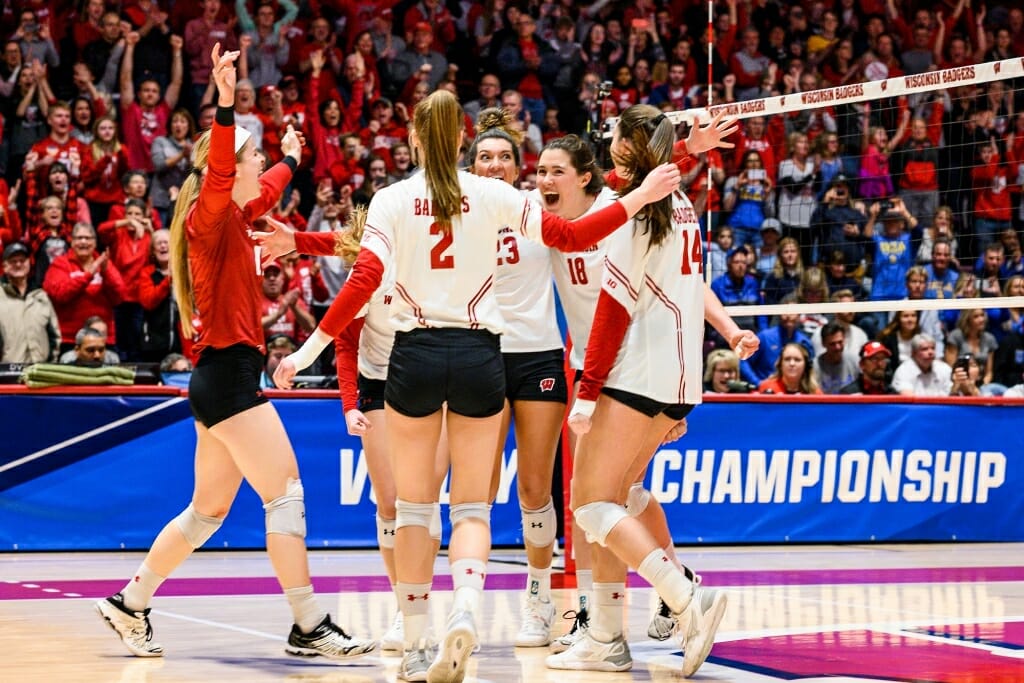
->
[94, 44, 755, 683]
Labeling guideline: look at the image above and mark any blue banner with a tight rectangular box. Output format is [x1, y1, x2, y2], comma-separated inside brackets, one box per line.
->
[0, 394, 1021, 550]
[647, 401, 1023, 543]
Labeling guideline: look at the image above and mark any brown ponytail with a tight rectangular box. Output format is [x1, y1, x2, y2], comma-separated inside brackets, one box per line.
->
[615, 104, 676, 247]
[413, 90, 464, 233]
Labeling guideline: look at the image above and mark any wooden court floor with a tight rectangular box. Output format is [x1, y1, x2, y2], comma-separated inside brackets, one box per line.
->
[3, 543, 1024, 682]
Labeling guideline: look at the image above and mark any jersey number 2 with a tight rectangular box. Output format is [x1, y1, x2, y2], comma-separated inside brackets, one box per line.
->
[430, 222, 454, 269]
[680, 230, 704, 275]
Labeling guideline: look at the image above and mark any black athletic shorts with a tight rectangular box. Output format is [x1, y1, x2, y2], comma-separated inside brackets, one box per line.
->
[189, 344, 268, 428]
[386, 327, 505, 418]
[602, 386, 695, 420]
[503, 349, 568, 403]
[357, 374, 387, 413]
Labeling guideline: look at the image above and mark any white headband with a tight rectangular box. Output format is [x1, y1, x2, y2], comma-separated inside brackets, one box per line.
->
[190, 125, 254, 166]
[234, 126, 252, 153]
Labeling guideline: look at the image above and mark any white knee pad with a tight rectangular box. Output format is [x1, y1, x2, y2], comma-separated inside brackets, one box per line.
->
[174, 503, 223, 549]
[395, 499, 435, 530]
[429, 502, 442, 542]
[376, 514, 396, 549]
[573, 501, 628, 547]
[625, 484, 652, 518]
[264, 478, 306, 538]
[449, 502, 490, 528]
[521, 499, 557, 548]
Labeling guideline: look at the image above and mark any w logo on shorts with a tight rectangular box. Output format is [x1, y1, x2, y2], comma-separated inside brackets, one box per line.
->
[538, 378, 556, 392]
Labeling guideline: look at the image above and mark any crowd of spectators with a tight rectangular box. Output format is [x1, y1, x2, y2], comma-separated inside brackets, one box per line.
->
[1, 0, 1024, 397]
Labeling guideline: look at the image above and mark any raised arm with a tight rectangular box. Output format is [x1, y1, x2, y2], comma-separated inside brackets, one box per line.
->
[166, 35, 184, 109]
[244, 124, 302, 219]
[192, 44, 242, 230]
[120, 32, 139, 109]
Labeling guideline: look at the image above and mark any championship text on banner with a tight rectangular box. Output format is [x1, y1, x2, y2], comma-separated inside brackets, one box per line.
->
[0, 394, 1020, 550]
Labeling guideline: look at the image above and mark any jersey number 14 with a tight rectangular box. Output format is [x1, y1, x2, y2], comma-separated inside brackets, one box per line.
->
[680, 230, 704, 275]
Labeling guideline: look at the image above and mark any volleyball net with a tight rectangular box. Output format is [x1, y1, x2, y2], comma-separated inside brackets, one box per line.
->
[599, 58, 1024, 371]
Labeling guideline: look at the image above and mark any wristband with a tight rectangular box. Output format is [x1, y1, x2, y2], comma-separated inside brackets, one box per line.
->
[570, 398, 597, 419]
[288, 328, 332, 371]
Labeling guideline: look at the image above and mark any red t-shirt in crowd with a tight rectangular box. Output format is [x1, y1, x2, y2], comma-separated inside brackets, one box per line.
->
[121, 101, 171, 173]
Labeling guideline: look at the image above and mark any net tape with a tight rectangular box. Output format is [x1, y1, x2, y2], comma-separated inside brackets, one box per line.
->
[725, 296, 1024, 320]
[601, 57, 1024, 137]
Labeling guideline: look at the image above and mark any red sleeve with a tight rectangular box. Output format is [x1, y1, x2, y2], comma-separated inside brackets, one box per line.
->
[138, 267, 171, 310]
[319, 248, 384, 337]
[149, 207, 163, 230]
[295, 230, 337, 256]
[311, 270, 330, 302]
[577, 289, 631, 402]
[972, 161, 997, 186]
[42, 259, 91, 304]
[191, 121, 237, 233]
[101, 262, 126, 305]
[717, 24, 737, 60]
[244, 160, 294, 220]
[342, 79, 365, 133]
[97, 218, 121, 244]
[80, 152, 109, 186]
[541, 201, 628, 252]
[333, 316, 365, 412]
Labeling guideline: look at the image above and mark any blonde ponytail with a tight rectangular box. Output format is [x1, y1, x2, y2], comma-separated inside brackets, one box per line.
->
[169, 131, 212, 337]
[336, 205, 367, 266]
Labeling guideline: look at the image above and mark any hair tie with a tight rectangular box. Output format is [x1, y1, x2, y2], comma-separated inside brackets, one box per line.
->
[190, 166, 203, 177]
[651, 113, 667, 127]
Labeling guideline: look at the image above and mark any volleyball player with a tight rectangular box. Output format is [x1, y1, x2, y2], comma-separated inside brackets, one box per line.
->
[549, 105, 757, 677]
[467, 109, 567, 648]
[94, 45, 375, 661]
[271, 90, 691, 682]
[540, 133, 746, 654]
[330, 208, 448, 659]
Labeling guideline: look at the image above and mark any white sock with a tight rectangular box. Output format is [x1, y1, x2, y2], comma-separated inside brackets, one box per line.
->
[526, 564, 552, 602]
[576, 568, 593, 612]
[637, 548, 694, 614]
[284, 585, 324, 633]
[591, 582, 625, 642]
[397, 582, 432, 647]
[663, 543, 683, 571]
[121, 563, 165, 612]
[450, 558, 487, 615]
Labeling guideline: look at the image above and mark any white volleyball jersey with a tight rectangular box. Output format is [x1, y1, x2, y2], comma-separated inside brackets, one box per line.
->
[495, 204, 562, 352]
[547, 187, 620, 369]
[361, 171, 540, 335]
[602, 191, 706, 405]
[357, 258, 396, 381]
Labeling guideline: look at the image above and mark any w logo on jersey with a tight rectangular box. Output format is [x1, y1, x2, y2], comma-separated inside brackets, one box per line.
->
[539, 378, 556, 392]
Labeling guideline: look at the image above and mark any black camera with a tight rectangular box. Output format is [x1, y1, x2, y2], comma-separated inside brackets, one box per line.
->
[878, 200, 893, 212]
[597, 80, 613, 98]
[726, 380, 757, 394]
